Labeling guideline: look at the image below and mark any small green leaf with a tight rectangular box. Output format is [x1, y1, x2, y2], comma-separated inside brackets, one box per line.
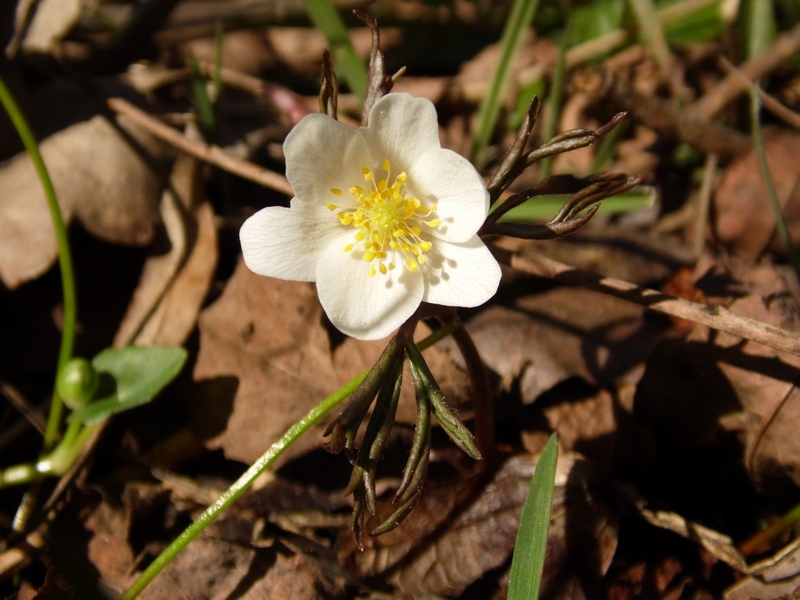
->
[508, 433, 559, 600]
[69, 346, 187, 425]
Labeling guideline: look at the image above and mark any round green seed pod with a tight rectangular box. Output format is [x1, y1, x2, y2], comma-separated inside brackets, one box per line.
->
[57, 358, 99, 410]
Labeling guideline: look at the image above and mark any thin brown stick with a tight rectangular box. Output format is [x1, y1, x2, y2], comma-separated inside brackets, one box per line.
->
[106, 97, 293, 196]
[716, 56, 800, 131]
[690, 22, 800, 121]
[506, 251, 800, 358]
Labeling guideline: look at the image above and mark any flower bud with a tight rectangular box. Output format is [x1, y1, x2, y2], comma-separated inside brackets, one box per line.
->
[57, 358, 99, 410]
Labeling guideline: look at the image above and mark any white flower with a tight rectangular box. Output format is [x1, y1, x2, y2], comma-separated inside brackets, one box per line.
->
[240, 93, 501, 341]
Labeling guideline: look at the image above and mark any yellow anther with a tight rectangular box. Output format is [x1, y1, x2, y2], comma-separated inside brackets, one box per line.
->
[333, 160, 439, 276]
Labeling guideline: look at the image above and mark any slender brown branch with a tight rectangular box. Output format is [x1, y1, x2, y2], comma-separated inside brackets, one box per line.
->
[451, 319, 495, 464]
[504, 251, 800, 358]
[716, 57, 800, 131]
[690, 22, 800, 121]
[106, 97, 293, 196]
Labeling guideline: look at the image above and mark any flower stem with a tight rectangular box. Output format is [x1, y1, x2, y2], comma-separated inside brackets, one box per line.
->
[0, 422, 95, 488]
[0, 75, 77, 452]
[120, 326, 454, 599]
[451, 320, 495, 464]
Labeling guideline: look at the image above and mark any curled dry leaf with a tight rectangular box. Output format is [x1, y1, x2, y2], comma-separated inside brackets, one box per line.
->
[0, 114, 173, 289]
[113, 136, 218, 348]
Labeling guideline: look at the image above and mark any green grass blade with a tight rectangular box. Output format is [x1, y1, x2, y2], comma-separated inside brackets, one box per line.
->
[302, 0, 367, 101]
[508, 433, 558, 600]
[627, 0, 673, 78]
[538, 18, 572, 181]
[751, 84, 800, 282]
[496, 189, 655, 222]
[0, 76, 77, 451]
[472, 0, 542, 169]
[740, 0, 777, 60]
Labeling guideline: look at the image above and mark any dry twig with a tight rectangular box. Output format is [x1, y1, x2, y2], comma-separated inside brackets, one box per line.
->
[106, 97, 293, 196]
[505, 251, 800, 358]
[690, 22, 800, 121]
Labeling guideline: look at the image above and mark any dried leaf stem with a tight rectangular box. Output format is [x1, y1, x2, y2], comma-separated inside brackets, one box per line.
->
[505, 251, 800, 358]
[106, 97, 293, 196]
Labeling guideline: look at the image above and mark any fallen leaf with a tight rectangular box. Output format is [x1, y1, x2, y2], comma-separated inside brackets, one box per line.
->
[131, 536, 342, 600]
[714, 128, 800, 260]
[193, 261, 338, 465]
[451, 283, 662, 405]
[114, 137, 218, 348]
[0, 114, 174, 289]
[338, 452, 619, 599]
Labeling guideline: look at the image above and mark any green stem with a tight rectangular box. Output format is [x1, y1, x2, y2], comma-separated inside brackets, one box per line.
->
[301, 0, 367, 101]
[0, 76, 77, 452]
[0, 422, 95, 488]
[120, 325, 454, 599]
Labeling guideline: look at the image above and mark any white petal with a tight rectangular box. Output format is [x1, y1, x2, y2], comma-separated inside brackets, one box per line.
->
[407, 147, 489, 243]
[316, 248, 424, 340]
[361, 94, 441, 172]
[422, 235, 501, 307]
[240, 198, 349, 282]
[284, 113, 371, 207]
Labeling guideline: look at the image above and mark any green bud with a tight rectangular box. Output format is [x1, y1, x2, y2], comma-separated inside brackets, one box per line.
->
[57, 358, 99, 410]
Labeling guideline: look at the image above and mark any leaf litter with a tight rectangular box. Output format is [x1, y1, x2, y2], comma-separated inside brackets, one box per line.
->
[2, 2, 800, 599]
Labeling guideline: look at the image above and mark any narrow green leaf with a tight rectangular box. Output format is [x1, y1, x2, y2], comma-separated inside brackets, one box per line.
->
[302, 0, 367, 101]
[69, 346, 188, 425]
[538, 18, 572, 181]
[497, 189, 655, 222]
[627, 0, 672, 77]
[508, 433, 559, 600]
[750, 84, 800, 282]
[472, 0, 542, 168]
[740, 0, 777, 60]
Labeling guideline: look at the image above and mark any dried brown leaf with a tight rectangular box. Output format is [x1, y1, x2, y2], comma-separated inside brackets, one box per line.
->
[193, 260, 338, 465]
[114, 146, 217, 347]
[451, 285, 660, 405]
[132, 536, 341, 600]
[338, 452, 618, 599]
[0, 114, 173, 289]
[714, 128, 800, 260]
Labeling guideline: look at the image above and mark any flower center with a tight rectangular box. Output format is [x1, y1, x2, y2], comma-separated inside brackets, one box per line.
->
[326, 159, 440, 277]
